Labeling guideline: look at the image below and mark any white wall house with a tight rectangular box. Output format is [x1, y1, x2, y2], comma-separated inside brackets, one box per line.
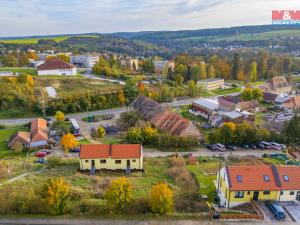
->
[70, 55, 99, 68]
[37, 58, 77, 76]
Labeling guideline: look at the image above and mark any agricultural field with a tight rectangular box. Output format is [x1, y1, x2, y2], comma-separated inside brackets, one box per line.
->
[0, 67, 37, 75]
[211, 86, 242, 95]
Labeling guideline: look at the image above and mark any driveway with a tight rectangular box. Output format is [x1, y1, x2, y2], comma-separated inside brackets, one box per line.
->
[257, 202, 293, 223]
[281, 201, 300, 222]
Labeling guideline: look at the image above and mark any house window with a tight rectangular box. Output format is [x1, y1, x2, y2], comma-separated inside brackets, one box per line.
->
[85, 160, 89, 163]
[283, 175, 289, 182]
[263, 175, 270, 182]
[115, 160, 121, 164]
[248, 191, 251, 195]
[236, 175, 242, 182]
[263, 191, 270, 195]
[100, 160, 106, 164]
[290, 191, 295, 195]
[132, 159, 136, 162]
[280, 191, 283, 195]
[235, 191, 244, 198]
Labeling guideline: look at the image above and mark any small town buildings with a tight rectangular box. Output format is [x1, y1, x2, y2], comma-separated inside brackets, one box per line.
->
[197, 78, 224, 91]
[131, 95, 202, 138]
[216, 165, 300, 208]
[260, 76, 292, 95]
[282, 96, 300, 110]
[70, 55, 99, 68]
[153, 60, 175, 74]
[37, 58, 77, 76]
[190, 99, 219, 119]
[220, 110, 255, 124]
[9, 118, 48, 149]
[79, 144, 143, 171]
[120, 58, 138, 71]
[236, 100, 260, 113]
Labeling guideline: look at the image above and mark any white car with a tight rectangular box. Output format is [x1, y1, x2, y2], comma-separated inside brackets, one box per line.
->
[279, 144, 287, 149]
[215, 143, 227, 152]
[270, 142, 282, 150]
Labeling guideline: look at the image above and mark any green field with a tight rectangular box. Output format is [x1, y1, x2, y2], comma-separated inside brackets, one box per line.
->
[0, 67, 37, 75]
[0, 35, 99, 44]
[212, 86, 242, 95]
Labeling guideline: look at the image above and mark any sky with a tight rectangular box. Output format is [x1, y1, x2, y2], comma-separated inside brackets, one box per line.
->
[0, 0, 300, 37]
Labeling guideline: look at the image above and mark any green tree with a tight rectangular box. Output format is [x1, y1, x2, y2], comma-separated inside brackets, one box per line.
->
[126, 127, 144, 144]
[105, 177, 133, 213]
[92, 56, 112, 76]
[124, 79, 139, 105]
[249, 61, 257, 83]
[174, 74, 184, 86]
[141, 59, 154, 73]
[142, 126, 157, 144]
[232, 53, 241, 80]
[174, 64, 187, 77]
[240, 88, 253, 101]
[219, 122, 236, 145]
[207, 65, 216, 78]
[252, 88, 263, 102]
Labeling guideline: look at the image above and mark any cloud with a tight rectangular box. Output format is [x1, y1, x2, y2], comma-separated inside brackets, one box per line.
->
[0, 0, 300, 36]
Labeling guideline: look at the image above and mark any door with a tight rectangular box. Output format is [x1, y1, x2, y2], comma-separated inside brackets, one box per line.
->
[253, 191, 259, 201]
[127, 160, 130, 167]
[296, 191, 300, 201]
[91, 160, 95, 167]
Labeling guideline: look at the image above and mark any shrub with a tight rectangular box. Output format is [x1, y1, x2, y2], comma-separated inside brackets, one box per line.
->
[0, 124, 6, 129]
[73, 199, 107, 216]
[126, 197, 151, 214]
[170, 156, 186, 167]
[47, 156, 62, 169]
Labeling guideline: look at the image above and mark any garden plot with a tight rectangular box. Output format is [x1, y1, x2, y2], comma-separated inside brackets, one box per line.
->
[45, 86, 57, 98]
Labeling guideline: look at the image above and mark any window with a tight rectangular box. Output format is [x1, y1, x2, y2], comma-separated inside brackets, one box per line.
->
[115, 160, 121, 164]
[263, 191, 270, 195]
[236, 175, 242, 182]
[100, 160, 106, 164]
[132, 159, 136, 162]
[283, 175, 289, 182]
[290, 191, 295, 195]
[280, 191, 283, 195]
[263, 175, 270, 182]
[235, 191, 244, 198]
[248, 191, 251, 195]
[85, 160, 89, 163]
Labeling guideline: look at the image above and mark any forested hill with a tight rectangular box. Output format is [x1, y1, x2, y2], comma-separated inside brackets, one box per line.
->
[111, 25, 300, 43]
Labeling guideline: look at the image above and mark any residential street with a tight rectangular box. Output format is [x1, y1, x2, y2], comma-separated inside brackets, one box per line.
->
[0, 218, 295, 225]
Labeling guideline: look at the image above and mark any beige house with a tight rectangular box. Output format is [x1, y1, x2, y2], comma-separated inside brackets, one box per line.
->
[120, 58, 139, 71]
[79, 144, 143, 171]
[260, 76, 292, 95]
[197, 78, 224, 91]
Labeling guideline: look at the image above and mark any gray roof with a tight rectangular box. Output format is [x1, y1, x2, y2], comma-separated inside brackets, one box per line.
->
[193, 98, 219, 111]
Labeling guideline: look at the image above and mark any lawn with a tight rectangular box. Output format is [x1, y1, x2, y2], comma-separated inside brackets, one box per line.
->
[0, 36, 69, 44]
[0, 67, 37, 75]
[178, 105, 208, 124]
[187, 158, 221, 201]
[254, 111, 266, 126]
[212, 86, 242, 95]
[0, 109, 41, 119]
[0, 125, 29, 156]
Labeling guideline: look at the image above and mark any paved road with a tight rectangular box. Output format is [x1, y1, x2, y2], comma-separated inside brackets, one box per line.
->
[0, 218, 293, 225]
[143, 148, 278, 158]
[0, 98, 199, 126]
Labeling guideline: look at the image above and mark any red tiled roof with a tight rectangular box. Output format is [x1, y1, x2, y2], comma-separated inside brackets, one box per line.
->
[37, 58, 75, 71]
[283, 96, 300, 109]
[79, 144, 110, 159]
[277, 166, 300, 190]
[111, 144, 141, 159]
[9, 131, 31, 146]
[227, 166, 281, 191]
[79, 144, 141, 159]
[30, 118, 48, 142]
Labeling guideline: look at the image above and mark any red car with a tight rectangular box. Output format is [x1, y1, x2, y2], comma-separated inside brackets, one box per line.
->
[34, 152, 47, 157]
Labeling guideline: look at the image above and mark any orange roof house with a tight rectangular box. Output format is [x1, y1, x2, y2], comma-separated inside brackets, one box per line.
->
[282, 96, 300, 110]
[79, 144, 143, 171]
[9, 118, 48, 149]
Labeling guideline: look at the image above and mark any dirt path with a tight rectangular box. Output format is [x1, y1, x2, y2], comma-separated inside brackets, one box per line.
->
[0, 170, 41, 187]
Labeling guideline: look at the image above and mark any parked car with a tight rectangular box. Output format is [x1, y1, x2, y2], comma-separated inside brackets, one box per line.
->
[265, 201, 286, 219]
[202, 124, 213, 129]
[183, 152, 192, 157]
[40, 150, 51, 155]
[249, 144, 257, 149]
[241, 144, 249, 149]
[225, 145, 236, 150]
[261, 141, 272, 149]
[34, 158, 46, 164]
[50, 130, 56, 136]
[215, 143, 226, 152]
[270, 142, 282, 150]
[70, 147, 80, 153]
[279, 144, 287, 149]
[34, 152, 47, 157]
[257, 143, 265, 150]
[76, 136, 84, 141]
[207, 144, 216, 150]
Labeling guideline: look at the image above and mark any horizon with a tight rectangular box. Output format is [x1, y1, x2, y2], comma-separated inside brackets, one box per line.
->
[1, 0, 300, 37]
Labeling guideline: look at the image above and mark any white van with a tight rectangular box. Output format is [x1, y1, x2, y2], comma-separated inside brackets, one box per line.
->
[261, 141, 272, 149]
[215, 143, 227, 152]
[270, 142, 282, 150]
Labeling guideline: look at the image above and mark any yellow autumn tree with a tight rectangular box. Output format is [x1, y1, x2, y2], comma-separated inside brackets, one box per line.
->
[60, 133, 79, 152]
[55, 111, 65, 122]
[25, 75, 34, 87]
[117, 91, 126, 105]
[150, 182, 174, 215]
[45, 177, 70, 215]
[96, 126, 106, 139]
[105, 177, 133, 213]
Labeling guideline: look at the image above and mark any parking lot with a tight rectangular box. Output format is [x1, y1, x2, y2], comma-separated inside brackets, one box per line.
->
[281, 202, 300, 222]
